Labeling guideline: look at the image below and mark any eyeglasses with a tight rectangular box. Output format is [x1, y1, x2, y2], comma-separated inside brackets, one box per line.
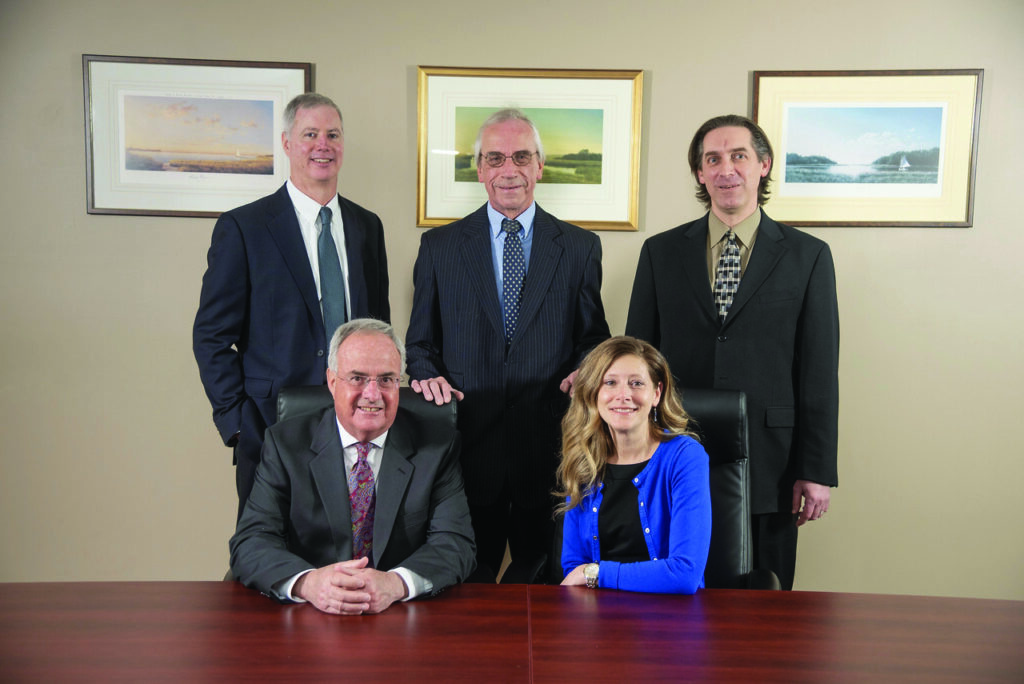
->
[339, 374, 400, 390]
[481, 151, 537, 168]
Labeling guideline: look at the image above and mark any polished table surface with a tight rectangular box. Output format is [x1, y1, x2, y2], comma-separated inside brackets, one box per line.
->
[1, 581, 1022, 682]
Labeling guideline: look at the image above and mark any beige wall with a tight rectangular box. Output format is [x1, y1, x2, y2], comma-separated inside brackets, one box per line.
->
[1, 0, 1021, 600]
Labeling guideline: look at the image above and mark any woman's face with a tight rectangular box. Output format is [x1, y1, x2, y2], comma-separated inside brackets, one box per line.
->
[597, 354, 662, 438]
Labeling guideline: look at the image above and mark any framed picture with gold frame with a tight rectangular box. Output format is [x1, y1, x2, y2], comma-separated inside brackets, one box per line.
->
[84, 54, 311, 218]
[417, 66, 643, 231]
[753, 69, 983, 227]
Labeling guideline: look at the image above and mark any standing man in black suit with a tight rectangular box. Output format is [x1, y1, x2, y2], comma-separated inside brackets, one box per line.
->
[194, 93, 389, 519]
[230, 319, 475, 615]
[626, 115, 839, 590]
[406, 109, 610, 580]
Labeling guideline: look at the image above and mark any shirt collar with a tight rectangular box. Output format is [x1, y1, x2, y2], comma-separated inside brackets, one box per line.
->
[709, 207, 761, 247]
[334, 417, 388, 451]
[286, 179, 340, 226]
[487, 202, 536, 240]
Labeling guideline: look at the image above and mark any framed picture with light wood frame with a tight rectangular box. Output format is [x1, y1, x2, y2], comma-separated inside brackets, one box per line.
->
[753, 69, 983, 227]
[83, 54, 312, 218]
[417, 66, 644, 231]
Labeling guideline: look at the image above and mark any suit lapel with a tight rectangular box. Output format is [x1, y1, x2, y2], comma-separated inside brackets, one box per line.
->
[512, 205, 563, 346]
[309, 411, 353, 561]
[459, 205, 504, 340]
[338, 195, 368, 318]
[681, 216, 719, 322]
[371, 416, 415, 566]
[265, 184, 322, 327]
[725, 213, 785, 326]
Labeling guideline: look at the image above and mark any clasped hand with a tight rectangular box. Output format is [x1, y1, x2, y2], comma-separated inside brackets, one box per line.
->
[294, 556, 408, 615]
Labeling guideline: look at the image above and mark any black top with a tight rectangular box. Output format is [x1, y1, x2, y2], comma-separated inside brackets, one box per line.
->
[599, 461, 650, 563]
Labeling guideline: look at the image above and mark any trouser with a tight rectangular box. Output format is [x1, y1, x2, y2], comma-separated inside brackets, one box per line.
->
[752, 512, 799, 591]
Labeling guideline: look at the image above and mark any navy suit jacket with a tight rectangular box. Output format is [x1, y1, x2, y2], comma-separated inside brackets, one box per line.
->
[405, 203, 610, 508]
[229, 406, 476, 599]
[193, 184, 389, 469]
[626, 212, 839, 514]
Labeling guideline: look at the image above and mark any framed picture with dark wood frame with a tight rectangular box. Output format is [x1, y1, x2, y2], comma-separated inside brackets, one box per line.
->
[83, 54, 312, 218]
[417, 66, 644, 231]
[753, 69, 983, 227]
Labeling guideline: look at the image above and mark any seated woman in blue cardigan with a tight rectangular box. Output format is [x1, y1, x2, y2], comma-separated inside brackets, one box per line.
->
[557, 336, 711, 594]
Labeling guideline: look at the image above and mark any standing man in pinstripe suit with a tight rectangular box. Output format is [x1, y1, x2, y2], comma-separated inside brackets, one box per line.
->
[406, 109, 610, 581]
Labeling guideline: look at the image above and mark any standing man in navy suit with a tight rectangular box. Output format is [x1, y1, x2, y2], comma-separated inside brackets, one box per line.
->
[194, 93, 390, 519]
[406, 109, 610, 580]
[626, 115, 839, 590]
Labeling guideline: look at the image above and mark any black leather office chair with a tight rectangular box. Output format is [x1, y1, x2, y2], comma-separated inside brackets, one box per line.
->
[277, 385, 458, 430]
[682, 388, 780, 590]
[504, 388, 779, 590]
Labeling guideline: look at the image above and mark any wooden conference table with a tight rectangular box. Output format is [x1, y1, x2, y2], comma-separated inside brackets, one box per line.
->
[1, 581, 1021, 682]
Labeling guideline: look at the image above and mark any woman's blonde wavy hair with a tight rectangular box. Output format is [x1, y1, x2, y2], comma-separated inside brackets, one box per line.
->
[554, 336, 696, 513]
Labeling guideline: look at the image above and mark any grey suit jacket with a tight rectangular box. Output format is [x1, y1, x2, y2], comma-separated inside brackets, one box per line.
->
[626, 211, 839, 514]
[228, 404, 476, 599]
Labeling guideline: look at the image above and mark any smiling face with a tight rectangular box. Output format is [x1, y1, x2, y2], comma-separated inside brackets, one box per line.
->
[697, 125, 771, 223]
[326, 331, 401, 442]
[282, 104, 344, 201]
[597, 354, 662, 440]
[476, 119, 544, 219]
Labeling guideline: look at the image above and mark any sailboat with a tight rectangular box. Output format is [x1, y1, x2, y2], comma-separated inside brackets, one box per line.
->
[898, 155, 910, 171]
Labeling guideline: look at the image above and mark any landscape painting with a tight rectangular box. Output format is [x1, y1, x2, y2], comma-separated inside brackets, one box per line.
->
[124, 95, 275, 175]
[783, 105, 944, 185]
[453, 106, 603, 184]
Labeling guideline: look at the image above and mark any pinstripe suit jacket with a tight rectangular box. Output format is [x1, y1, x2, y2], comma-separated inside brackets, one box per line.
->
[406, 203, 610, 508]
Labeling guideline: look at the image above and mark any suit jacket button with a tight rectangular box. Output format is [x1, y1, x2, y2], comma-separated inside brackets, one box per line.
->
[717, 336, 727, 342]
[317, 349, 325, 357]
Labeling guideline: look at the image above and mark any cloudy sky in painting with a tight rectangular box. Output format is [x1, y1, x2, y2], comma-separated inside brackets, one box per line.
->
[784, 105, 943, 165]
[124, 96, 274, 155]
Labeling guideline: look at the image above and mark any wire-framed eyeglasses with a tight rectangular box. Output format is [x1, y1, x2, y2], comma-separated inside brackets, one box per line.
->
[481, 151, 538, 168]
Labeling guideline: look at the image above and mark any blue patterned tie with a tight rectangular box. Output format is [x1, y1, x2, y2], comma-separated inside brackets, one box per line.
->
[501, 218, 525, 343]
[317, 206, 347, 344]
[348, 442, 375, 566]
[713, 230, 741, 322]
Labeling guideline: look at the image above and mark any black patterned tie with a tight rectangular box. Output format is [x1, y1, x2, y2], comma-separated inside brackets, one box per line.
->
[501, 219, 525, 343]
[713, 230, 741, 322]
[318, 206, 347, 344]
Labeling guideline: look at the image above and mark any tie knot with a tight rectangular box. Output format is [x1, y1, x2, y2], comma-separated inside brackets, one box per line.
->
[355, 442, 371, 460]
[319, 206, 332, 233]
[501, 218, 521, 235]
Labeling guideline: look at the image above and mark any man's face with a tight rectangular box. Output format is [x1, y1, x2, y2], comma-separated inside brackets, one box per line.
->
[476, 119, 544, 219]
[697, 126, 771, 221]
[326, 332, 401, 442]
[282, 105, 344, 194]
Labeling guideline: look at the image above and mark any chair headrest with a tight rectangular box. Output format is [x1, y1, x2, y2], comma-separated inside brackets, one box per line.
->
[680, 388, 749, 465]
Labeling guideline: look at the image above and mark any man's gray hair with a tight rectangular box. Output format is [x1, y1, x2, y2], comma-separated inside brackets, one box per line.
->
[328, 318, 406, 373]
[283, 93, 344, 136]
[472, 108, 545, 164]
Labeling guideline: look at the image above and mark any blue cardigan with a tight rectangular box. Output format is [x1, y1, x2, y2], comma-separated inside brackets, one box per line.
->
[561, 434, 711, 594]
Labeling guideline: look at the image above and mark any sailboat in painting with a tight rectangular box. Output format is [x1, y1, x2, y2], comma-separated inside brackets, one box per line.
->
[898, 155, 910, 171]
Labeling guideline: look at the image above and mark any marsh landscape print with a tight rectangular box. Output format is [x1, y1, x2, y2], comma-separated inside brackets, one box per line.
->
[124, 96, 274, 175]
[784, 106, 943, 184]
[453, 107, 603, 184]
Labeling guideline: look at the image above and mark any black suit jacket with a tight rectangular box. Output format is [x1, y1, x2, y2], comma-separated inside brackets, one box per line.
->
[229, 405, 476, 599]
[626, 212, 839, 514]
[193, 184, 389, 471]
[405, 204, 610, 508]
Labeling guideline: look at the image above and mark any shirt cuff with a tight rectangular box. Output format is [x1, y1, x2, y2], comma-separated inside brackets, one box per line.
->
[277, 569, 314, 602]
[391, 567, 433, 600]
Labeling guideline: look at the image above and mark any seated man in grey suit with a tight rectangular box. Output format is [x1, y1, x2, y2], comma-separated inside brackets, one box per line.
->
[230, 319, 476, 615]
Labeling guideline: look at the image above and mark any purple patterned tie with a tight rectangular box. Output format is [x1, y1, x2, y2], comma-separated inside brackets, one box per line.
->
[348, 442, 375, 565]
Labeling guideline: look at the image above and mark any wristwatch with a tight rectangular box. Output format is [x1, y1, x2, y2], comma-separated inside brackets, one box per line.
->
[583, 563, 599, 589]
